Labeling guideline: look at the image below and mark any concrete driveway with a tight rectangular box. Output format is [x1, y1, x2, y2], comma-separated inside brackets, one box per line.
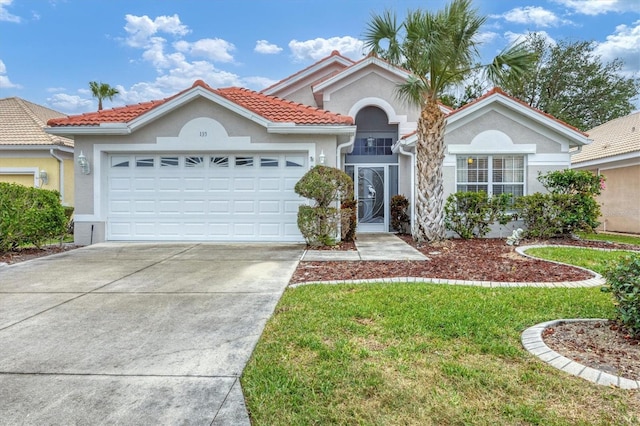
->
[0, 242, 303, 425]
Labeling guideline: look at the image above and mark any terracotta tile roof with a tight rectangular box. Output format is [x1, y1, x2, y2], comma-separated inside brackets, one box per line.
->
[0, 97, 73, 147]
[47, 80, 353, 127]
[448, 87, 588, 137]
[572, 112, 640, 164]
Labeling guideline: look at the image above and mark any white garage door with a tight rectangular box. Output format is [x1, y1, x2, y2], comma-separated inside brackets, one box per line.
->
[107, 153, 307, 241]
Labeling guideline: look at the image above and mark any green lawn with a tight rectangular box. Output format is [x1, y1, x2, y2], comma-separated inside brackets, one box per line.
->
[525, 246, 636, 274]
[577, 232, 640, 246]
[242, 283, 638, 425]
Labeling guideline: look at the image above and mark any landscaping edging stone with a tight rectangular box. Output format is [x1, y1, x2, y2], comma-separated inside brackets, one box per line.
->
[522, 319, 640, 389]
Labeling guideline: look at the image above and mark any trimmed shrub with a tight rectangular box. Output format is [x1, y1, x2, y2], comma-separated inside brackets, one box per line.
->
[294, 165, 353, 208]
[0, 182, 67, 252]
[603, 254, 640, 338]
[444, 191, 512, 239]
[390, 194, 410, 234]
[297, 206, 339, 247]
[295, 166, 353, 246]
[340, 198, 357, 242]
[516, 169, 603, 238]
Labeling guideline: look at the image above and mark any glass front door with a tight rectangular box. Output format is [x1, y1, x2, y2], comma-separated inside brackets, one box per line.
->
[355, 166, 386, 232]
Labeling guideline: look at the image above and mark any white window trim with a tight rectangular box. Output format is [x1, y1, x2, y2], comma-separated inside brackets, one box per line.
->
[0, 167, 40, 187]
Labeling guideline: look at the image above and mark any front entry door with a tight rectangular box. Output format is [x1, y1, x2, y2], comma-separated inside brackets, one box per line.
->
[354, 166, 386, 232]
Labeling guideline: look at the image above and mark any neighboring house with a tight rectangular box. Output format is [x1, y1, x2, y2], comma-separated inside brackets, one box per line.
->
[572, 112, 640, 234]
[0, 97, 74, 206]
[47, 51, 590, 245]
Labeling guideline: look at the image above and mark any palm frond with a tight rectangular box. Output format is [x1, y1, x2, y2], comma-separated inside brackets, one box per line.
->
[485, 41, 539, 87]
[363, 10, 402, 65]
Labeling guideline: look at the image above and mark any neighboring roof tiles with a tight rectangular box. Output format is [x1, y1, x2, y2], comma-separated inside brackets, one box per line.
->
[572, 112, 640, 164]
[47, 80, 353, 127]
[0, 97, 73, 147]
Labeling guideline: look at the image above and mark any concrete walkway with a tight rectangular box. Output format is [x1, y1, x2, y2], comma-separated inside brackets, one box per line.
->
[302, 233, 427, 261]
[0, 242, 303, 425]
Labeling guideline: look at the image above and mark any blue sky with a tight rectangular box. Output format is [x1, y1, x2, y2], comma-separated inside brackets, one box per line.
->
[1, 0, 639, 114]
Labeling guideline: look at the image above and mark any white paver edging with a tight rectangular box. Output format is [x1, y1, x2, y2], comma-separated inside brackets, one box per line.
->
[522, 319, 640, 389]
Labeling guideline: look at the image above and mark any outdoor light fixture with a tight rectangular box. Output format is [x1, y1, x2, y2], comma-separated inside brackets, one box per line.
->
[366, 136, 375, 147]
[319, 149, 326, 165]
[77, 151, 91, 175]
[467, 157, 474, 165]
[39, 170, 48, 186]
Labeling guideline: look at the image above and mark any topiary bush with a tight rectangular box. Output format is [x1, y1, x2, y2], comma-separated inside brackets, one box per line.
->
[390, 194, 410, 234]
[0, 182, 67, 252]
[444, 191, 512, 239]
[516, 169, 603, 238]
[294, 166, 354, 246]
[602, 254, 640, 338]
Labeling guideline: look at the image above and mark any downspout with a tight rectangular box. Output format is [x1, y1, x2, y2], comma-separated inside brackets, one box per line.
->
[336, 133, 356, 169]
[49, 148, 64, 203]
[395, 142, 415, 234]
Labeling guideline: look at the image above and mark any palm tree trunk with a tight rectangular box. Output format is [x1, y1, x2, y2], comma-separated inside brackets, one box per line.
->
[413, 100, 446, 242]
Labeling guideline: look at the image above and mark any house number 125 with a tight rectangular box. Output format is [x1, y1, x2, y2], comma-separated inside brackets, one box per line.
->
[199, 131, 207, 137]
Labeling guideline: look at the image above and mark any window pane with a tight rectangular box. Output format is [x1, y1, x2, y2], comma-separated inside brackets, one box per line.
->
[136, 157, 154, 167]
[111, 156, 129, 168]
[260, 157, 279, 167]
[210, 156, 229, 167]
[185, 156, 204, 167]
[235, 156, 254, 167]
[285, 156, 304, 167]
[160, 157, 179, 167]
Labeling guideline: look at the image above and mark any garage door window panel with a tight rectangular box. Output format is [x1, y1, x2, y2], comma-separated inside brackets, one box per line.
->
[236, 156, 254, 167]
[186, 156, 205, 168]
[111, 156, 130, 168]
[136, 157, 155, 168]
[160, 157, 179, 167]
[211, 156, 229, 167]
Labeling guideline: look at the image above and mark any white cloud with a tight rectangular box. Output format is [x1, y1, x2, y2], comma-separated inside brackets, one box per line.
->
[0, 0, 20, 23]
[552, 0, 640, 16]
[594, 20, 640, 76]
[255, 40, 282, 54]
[123, 14, 190, 48]
[497, 6, 573, 28]
[173, 38, 235, 63]
[475, 31, 499, 44]
[47, 93, 93, 113]
[243, 75, 278, 90]
[0, 59, 20, 88]
[288, 36, 365, 62]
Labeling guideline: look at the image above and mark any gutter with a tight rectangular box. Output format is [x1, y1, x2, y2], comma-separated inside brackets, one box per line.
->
[49, 148, 65, 203]
[336, 133, 356, 169]
[393, 140, 415, 234]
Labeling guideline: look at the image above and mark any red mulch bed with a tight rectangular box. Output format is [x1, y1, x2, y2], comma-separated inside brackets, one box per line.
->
[291, 236, 640, 284]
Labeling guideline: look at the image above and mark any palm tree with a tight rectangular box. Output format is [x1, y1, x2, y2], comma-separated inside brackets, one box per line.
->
[364, 0, 536, 242]
[89, 81, 119, 111]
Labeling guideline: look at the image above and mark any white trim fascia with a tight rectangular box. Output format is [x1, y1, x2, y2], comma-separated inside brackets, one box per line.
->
[527, 152, 571, 166]
[572, 151, 640, 169]
[320, 69, 408, 104]
[0, 145, 74, 153]
[262, 55, 354, 96]
[313, 57, 410, 94]
[266, 123, 357, 135]
[446, 94, 590, 146]
[596, 160, 640, 172]
[348, 98, 415, 137]
[47, 126, 131, 136]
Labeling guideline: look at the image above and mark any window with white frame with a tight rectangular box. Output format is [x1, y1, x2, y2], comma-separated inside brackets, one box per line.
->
[456, 155, 525, 199]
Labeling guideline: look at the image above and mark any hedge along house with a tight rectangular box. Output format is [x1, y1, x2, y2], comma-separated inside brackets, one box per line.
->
[0, 97, 74, 206]
[47, 51, 590, 245]
[572, 112, 640, 234]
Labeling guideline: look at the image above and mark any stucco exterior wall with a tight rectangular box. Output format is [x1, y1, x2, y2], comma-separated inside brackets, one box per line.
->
[597, 164, 640, 234]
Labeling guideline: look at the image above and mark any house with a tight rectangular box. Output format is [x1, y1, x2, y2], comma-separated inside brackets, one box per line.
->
[46, 51, 590, 245]
[0, 97, 74, 206]
[572, 112, 640, 234]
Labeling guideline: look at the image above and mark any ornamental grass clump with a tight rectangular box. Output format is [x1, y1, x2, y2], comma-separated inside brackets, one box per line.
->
[294, 165, 353, 246]
[603, 254, 640, 338]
